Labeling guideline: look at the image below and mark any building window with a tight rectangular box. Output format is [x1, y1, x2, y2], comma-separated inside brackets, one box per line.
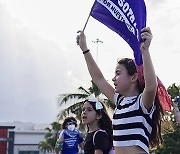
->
[19, 151, 39, 154]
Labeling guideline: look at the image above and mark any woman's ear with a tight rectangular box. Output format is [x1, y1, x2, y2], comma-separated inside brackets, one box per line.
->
[96, 114, 102, 120]
[131, 73, 138, 83]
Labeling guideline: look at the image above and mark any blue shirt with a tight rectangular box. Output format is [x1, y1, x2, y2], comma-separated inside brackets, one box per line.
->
[60, 129, 84, 154]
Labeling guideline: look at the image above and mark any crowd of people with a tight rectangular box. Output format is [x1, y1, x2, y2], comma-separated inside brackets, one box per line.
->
[55, 26, 179, 154]
[75, 27, 162, 154]
[54, 21, 180, 153]
[54, 26, 180, 154]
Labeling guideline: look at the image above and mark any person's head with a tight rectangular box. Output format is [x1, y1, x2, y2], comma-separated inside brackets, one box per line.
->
[62, 116, 77, 131]
[112, 58, 142, 95]
[81, 98, 113, 143]
[81, 98, 109, 126]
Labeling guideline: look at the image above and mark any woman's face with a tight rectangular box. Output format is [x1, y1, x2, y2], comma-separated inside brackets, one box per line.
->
[81, 101, 99, 125]
[112, 64, 132, 94]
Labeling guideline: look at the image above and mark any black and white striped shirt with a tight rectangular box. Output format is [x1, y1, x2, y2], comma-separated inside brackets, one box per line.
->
[112, 93, 155, 154]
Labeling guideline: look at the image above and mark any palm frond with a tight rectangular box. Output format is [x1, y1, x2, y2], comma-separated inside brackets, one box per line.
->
[57, 101, 84, 120]
[38, 141, 52, 152]
[57, 93, 89, 105]
[45, 133, 52, 138]
[78, 86, 91, 94]
[57, 81, 114, 129]
[88, 81, 102, 97]
[44, 127, 51, 132]
[50, 122, 61, 131]
[103, 98, 115, 110]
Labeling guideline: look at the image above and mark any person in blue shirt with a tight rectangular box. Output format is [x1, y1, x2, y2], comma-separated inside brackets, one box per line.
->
[57, 117, 85, 154]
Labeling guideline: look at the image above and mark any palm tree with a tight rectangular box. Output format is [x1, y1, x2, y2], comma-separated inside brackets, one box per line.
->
[38, 141, 52, 154]
[39, 122, 61, 153]
[57, 81, 115, 128]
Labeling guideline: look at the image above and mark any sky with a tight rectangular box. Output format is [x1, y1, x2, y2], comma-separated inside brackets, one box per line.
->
[0, 0, 179, 124]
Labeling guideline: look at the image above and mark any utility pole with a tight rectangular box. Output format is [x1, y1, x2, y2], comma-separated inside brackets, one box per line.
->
[92, 39, 103, 63]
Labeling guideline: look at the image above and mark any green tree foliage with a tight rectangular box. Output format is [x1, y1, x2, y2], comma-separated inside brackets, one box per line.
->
[156, 125, 180, 154]
[38, 141, 52, 153]
[38, 122, 61, 153]
[167, 83, 180, 99]
[57, 80, 115, 131]
[155, 83, 180, 153]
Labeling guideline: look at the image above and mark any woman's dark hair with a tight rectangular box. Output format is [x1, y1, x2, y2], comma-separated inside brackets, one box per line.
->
[150, 96, 164, 148]
[62, 116, 77, 129]
[85, 99, 113, 148]
[117, 58, 137, 75]
[117, 58, 164, 148]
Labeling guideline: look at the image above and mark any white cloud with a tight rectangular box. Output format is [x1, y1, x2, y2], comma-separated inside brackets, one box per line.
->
[0, 3, 84, 123]
[0, 0, 180, 123]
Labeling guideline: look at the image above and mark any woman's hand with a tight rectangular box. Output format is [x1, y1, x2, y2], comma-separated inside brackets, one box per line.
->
[76, 30, 89, 52]
[140, 27, 153, 53]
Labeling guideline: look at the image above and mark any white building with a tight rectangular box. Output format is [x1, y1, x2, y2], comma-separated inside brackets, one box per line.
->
[0, 121, 52, 154]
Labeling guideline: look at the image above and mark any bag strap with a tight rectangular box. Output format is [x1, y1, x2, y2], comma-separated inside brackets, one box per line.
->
[93, 129, 106, 145]
[93, 129, 115, 154]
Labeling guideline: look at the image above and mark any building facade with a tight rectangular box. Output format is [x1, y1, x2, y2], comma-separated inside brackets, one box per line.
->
[0, 122, 51, 154]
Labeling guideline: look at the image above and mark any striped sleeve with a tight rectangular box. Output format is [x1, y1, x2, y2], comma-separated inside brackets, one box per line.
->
[139, 94, 155, 118]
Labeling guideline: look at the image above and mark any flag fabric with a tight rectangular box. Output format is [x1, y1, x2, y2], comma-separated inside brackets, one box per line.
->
[90, 0, 147, 66]
[157, 80, 172, 111]
[136, 64, 172, 111]
[90, 0, 172, 111]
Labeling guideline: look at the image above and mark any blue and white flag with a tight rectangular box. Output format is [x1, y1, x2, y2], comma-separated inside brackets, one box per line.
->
[90, 0, 147, 65]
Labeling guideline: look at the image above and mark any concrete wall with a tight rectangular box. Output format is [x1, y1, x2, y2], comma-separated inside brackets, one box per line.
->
[13, 130, 52, 154]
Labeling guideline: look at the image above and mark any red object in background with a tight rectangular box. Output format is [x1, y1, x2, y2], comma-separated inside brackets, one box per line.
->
[136, 64, 172, 111]
[0, 128, 8, 154]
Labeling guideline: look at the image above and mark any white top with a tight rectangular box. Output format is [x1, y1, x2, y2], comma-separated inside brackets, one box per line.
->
[112, 93, 155, 154]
